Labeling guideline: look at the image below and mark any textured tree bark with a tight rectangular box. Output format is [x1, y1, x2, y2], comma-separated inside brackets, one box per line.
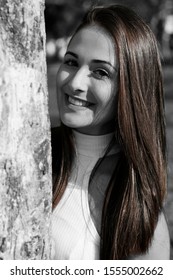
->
[0, 0, 52, 259]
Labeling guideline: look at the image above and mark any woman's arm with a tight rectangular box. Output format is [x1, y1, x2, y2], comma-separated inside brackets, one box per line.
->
[129, 212, 170, 260]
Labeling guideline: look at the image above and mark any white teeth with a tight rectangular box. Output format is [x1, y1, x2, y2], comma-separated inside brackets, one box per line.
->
[68, 96, 90, 107]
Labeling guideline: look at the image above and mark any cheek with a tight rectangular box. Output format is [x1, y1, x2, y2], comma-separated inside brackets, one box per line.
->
[56, 68, 70, 88]
[94, 82, 116, 106]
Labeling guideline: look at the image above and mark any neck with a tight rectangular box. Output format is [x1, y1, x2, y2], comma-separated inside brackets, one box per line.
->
[72, 129, 119, 157]
[73, 122, 115, 136]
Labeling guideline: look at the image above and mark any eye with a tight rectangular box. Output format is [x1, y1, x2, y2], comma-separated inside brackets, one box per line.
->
[63, 58, 78, 67]
[93, 68, 109, 79]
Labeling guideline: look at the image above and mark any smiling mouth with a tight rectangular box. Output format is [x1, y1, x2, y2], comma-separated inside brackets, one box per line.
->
[66, 95, 94, 108]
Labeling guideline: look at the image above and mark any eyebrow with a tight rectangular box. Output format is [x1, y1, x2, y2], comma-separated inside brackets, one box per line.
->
[92, 59, 116, 70]
[65, 51, 78, 58]
[65, 51, 116, 70]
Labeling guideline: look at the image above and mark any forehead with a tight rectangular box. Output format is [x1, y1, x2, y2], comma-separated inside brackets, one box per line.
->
[68, 25, 116, 64]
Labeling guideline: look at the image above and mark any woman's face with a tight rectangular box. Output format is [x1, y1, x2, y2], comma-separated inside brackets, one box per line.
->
[56, 25, 118, 135]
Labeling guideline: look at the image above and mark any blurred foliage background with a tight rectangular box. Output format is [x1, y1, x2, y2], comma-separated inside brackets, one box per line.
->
[45, 0, 173, 63]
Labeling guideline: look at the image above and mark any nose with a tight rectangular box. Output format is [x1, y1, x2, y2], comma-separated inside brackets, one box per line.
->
[68, 66, 88, 93]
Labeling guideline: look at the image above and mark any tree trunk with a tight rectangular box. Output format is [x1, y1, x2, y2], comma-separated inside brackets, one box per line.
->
[0, 0, 52, 259]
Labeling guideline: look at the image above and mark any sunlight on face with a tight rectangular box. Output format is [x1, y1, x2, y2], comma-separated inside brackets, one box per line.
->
[56, 25, 118, 135]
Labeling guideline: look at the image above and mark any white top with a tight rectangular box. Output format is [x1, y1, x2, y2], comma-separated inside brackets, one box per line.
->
[51, 130, 119, 259]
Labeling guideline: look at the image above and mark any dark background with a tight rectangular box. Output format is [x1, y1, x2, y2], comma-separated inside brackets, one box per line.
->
[45, 0, 173, 259]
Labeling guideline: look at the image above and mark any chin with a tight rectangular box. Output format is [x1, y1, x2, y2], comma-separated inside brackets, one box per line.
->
[60, 112, 88, 129]
[60, 116, 81, 129]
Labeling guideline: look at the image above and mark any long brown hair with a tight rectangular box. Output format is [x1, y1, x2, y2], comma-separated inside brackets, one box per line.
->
[52, 4, 167, 259]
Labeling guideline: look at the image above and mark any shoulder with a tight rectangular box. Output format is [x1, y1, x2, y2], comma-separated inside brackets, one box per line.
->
[129, 211, 170, 260]
[131, 212, 170, 260]
[148, 211, 170, 259]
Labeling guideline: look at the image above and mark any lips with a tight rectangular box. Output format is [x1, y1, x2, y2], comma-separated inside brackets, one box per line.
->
[66, 94, 94, 108]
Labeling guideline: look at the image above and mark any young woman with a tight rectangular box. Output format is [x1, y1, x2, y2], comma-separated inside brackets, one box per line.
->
[51, 4, 170, 259]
